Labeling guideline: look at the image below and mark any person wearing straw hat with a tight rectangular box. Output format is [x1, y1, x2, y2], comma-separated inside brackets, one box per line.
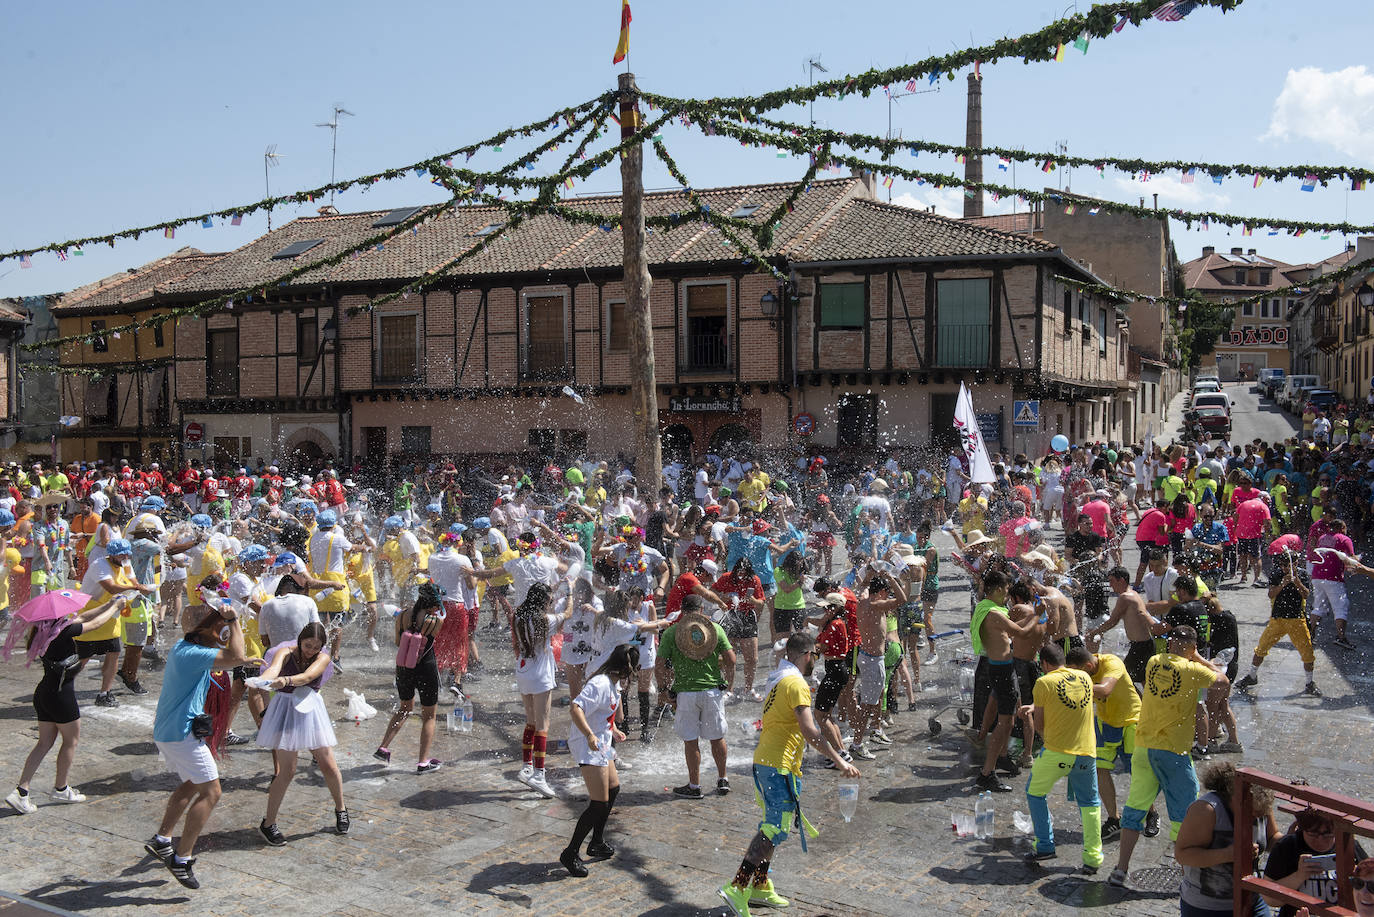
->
[3, 589, 131, 814]
[718, 631, 859, 917]
[656, 595, 736, 799]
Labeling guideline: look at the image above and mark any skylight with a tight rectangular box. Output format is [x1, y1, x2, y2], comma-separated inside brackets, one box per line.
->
[372, 206, 425, 228]
[270, 239, 325, 260]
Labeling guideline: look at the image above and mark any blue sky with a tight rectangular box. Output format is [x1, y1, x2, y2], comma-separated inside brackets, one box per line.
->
[4, 0, 1373, 299]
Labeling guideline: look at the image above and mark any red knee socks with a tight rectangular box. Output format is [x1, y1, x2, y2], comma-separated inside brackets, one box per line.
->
[522, 724, 535, 765]
[533, 732, 548, 770]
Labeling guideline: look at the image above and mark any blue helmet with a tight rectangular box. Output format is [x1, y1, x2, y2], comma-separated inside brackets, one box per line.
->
[190, 514, 214, 528]
[472, 516, 491, 530]
[271, 551, 299, 568]
[296, 502, 317, 516]
[317, 510, 338, 529]
[382, 515, 404, 530]
[106, 538, 132, 557]
[448, 523, 468, 536]
[426, 502, 442, 514]
[140, 496, 166, 511]
[238, 544, 269, 564]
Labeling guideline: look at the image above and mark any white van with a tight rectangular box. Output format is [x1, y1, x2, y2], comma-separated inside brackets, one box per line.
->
[1279, 375, 1319, 411]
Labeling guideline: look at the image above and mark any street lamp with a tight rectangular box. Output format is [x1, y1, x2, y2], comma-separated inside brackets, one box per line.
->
[1356, 281, 1374, 311]
[760, 290, 779, 319]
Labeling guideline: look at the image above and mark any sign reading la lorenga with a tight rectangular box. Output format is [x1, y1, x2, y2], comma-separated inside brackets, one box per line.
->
[668, 395, 742, 413]
[1224, 326, 1289, 346]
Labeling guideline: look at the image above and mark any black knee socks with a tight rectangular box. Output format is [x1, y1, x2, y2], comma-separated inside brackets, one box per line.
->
[638, 691, 650, 728]
[566, 800, 610, 855]
[590, 785, 620, 845]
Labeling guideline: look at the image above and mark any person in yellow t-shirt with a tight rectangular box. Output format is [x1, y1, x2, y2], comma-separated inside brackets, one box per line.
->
[719, 633, 858, 916]
[957, 492, 988, 536]
[0, 538, 21, 616]
[1110, 625, 1228, 888]
[74, 539, 154, 708]
[1020, 643, 1102, 868]
[1070, 649, 1149, 840]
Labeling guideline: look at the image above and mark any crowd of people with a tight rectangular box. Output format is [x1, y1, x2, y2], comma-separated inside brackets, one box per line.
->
[1, 418, 1372, 916]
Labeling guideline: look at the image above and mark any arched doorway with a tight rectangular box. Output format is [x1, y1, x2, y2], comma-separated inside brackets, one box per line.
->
[708, 423, 753, 458]
[286, 439, 325, 472]
[661, 424, 694, 465]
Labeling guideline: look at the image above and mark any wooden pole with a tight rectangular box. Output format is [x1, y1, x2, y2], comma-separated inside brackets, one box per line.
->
[618, 72, 661, 494]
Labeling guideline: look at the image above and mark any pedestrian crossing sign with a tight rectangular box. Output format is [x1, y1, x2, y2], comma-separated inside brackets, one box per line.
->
[1013, 400, 1039, 428]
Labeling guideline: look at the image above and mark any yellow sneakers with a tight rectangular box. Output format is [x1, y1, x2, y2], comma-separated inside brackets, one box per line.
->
[749, 879, 791, 909]
[719, 883, 753, 916]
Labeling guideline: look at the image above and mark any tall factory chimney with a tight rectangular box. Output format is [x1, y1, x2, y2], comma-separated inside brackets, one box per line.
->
[963, 71, 984, 219]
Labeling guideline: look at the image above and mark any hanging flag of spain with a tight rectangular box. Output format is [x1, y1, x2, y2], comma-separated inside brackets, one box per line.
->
[613, 0, 632, 64]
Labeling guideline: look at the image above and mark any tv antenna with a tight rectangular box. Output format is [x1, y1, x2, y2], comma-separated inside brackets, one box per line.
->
[1054, 140, 1069, 191]
[315, 105, 355, 204]
[263, 145, 283, 230]
[806, 59, 828, 131]
[884, 84, 939, 202]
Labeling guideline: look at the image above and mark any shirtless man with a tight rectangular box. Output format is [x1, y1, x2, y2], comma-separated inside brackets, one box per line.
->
[848, 566, 908, 761]
[973, 570, 1044, 792]
[1006, 580, 1047, 771]
[1033, 574, 1080, 653]
[1088, 566, 1159, 689]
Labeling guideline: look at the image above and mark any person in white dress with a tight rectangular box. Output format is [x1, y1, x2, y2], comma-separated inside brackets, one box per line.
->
[559, 644, 640, 878]
[255, 621, 348, 844]
[512, 582, 567, 799]
[558, 575, 603, 701]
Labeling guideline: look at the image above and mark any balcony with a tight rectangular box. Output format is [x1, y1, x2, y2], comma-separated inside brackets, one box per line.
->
[1313, 312, 1340, 353]
[681, 333, 732, 375]
[521, 342, 572, 382]
[934, 323, 991, 368]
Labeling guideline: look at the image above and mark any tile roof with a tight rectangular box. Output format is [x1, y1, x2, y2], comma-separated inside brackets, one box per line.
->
[792, 198, 1060, 263]
[1183, 249, 1307, 293]
[0, 301, 26, 323]
[52, 247, 226, 315]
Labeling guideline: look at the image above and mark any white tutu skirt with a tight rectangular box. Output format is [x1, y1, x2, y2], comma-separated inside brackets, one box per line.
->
[257, 687, 337, 751]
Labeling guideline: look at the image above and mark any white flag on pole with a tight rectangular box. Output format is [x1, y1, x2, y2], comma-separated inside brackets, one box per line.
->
[954, 382, 996, 484]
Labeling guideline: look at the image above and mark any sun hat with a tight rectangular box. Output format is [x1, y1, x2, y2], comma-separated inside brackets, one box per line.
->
[673, 611, 719, 662]
[963, 529, 995, 549]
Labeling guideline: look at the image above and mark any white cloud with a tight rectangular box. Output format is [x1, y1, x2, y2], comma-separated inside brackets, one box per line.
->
[1108, 175, 1230, 210]
[1263, 65, 1374, 159]
[890, 187, 1012, 219]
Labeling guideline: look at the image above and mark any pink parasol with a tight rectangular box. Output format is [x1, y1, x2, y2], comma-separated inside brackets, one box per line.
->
[14, 589, 93, 623]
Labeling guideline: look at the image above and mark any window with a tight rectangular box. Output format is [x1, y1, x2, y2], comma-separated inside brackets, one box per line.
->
[362, 426, 387, 457]
[729, 204, 760, 219]
[605, 300, 628, 352]
[1258, 270, 1272, 285]
[837, 393, 878, 450]
[91, 320, 108, 353]
[372, 206, 424, 228]
[529, 428, 558, 456]
[400, 426, 431, 456]
[1098, 309, 1108, 356]
[935, 278, 991, 367]
[207, 329, 238, 397]
[818, 282, 865, 330]
[523, 293, 569, 380]
[297, 315, 318, 364]
[153, 318, 165, 348]
[530, 428, 588, 457]
[271, 239, 325, 260]
[1235, 269, 1247, 285]
[377, 314, 418, 382]
[683, 282, 729, 372]
[472, 222, 502, 237]
[86, 377, 114, 424]
[1062, 289, 1072, 325]
[1260, 300, 1269, 318]
[1242, 302, 1254, 316]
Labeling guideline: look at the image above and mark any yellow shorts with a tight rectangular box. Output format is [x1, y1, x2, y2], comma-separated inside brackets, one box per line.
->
[1254, 617, 1313, 665]
[352, 572, 377, 604]
[1095, 721, 1136, 770]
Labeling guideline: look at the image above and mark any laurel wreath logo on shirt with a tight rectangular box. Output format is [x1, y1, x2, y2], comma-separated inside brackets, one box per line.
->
[1055, 674, 1093, 710]
[1148, 662, 1183, 699]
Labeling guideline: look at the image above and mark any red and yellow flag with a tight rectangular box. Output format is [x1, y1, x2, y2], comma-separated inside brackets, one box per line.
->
[613, 0, 631, 64]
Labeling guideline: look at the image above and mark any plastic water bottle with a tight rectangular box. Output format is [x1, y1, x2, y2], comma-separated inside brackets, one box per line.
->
[1214, 647, 1236, 667]
[837, 783, 859, 823]
[975, 792, 995, 838]
[460, 697, 474, 734]
[446, 704, 460, 733]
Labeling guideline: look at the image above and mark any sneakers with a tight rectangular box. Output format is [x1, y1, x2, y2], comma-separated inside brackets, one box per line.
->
[749, 878, 790, 909]
[870, 730, 893, 746]
[559, 848, 588, 878]
[1107, 867, 1128, 888]
[585, 840, 615, 858]
[1025, 847, 1057, 862]
[1333, 636, 1357, 650]
[1143, 809, 1161, 838]
[1101, 816, 1121, 842]
[225, 731, 251, 747]
[672, 784, 703, 799]
[50, 786, 86, 804]
[6, 788, 36, 815]
[369, 637, 380, 653]
[448, 684, 465, 700]
[95, 692, 119, 708]
[975, 773, 1013, 793]
[166, 857, 200, 890]
[1213, 740, 1244, 754]
[822, 750, 853, 769]
[517, 763, 535, 786]
[719, 883, 753, 917]
[119, 673, 148, 696]
[373, 747, 391, 763]
[1303, 681, 1323, 697]
[848, 743, 876, 761]
[417, 759, 442, 775]
[996, 756, 1022, 777]
[526, 771, 555, 798]
[1234, 673, 1258, 691]
[144, 836, 174, 863]
[927, 650, 939, 665]
[259, 820, 287, 847]
[335, 808, 350, 835]
[717, 777, 731, 795]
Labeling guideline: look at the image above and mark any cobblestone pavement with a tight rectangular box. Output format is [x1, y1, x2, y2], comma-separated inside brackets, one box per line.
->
[2, 391, 1370, 916]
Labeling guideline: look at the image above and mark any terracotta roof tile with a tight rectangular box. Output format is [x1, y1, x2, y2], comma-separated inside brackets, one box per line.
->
[794, 198, 1058, 262]
[52, 247, 225, 314]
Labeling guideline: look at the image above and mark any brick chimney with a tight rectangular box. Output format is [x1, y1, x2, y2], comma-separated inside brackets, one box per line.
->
[963, 72, 984, 219]
[1202, 246, 1215, 256]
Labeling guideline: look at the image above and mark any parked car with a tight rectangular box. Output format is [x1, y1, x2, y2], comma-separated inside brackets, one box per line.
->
[1279, 374, 1319, 411]
[1191, 392, 1232, 415]
[1187, 381, 1220, 408]
[1257, 367, 1286, 398]
[1186, 405, 1232, 439]
[1303, 390, 1339, 413]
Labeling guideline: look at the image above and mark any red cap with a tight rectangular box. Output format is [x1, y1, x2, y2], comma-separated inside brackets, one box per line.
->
[816, 494, 830, 504]
[752, 519, 772, 534]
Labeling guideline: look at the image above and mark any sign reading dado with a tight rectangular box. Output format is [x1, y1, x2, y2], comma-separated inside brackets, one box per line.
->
[1227, 327, 1288, 346]
[668, 395, 742, 413]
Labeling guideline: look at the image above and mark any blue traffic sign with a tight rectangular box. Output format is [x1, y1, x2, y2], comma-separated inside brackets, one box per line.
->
[1012, 400, 1040, 428]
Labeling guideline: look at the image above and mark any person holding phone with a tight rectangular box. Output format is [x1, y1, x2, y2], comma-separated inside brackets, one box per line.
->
[1264, 808, 1369, 916]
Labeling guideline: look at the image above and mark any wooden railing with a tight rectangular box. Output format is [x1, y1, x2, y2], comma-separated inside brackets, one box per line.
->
[1233, 767, 1374, 916]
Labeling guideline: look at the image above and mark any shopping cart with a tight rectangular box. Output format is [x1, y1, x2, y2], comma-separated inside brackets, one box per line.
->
[925, 628, 976, 737]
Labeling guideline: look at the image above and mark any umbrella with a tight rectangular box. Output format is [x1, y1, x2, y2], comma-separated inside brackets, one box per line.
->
[15, 589, 93, 623]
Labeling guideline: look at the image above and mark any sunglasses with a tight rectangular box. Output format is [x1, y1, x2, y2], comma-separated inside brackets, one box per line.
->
[1352, 877, 1374, 892]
